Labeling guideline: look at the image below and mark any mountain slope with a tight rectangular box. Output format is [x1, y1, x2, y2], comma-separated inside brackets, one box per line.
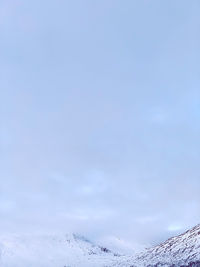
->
[1, 224, 200, 267]
[139, 224, 200, 266]
[113, 224, 200, 267]
[0, 233, 119, 267]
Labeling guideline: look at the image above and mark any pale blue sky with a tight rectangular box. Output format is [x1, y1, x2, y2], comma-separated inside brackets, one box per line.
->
[0, 0, 200, 244]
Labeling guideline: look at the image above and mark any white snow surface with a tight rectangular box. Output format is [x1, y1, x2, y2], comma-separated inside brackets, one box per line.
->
[112, 224, 200, 267]
[0, 233, 120, 267]
[1, 224, 200, 267]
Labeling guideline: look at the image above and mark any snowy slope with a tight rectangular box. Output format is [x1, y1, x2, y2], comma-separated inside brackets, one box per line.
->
[1, 224, 200, 267]
[112, 224, 200, 267]
[137, 223, 200, 266]
[97, 235, 147, 255]
[0, 233, 120, 267]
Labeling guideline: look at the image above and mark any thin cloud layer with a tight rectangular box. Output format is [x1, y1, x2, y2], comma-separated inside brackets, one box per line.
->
[0, 0, 200, 245]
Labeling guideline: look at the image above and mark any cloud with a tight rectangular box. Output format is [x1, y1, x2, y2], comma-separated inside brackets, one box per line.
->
[0, 0, 200, 247]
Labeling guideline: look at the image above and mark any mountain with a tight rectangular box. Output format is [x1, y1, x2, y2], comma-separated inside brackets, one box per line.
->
[0, 233, 119, 267]
[1, 224, 200, 267]
[138, 223, 200, 267]
[113, 224, 200, 267]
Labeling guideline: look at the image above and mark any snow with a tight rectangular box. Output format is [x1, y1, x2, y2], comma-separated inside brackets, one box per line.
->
[111, 224, 200, 267]
[1, 224, 200, 267]
[0, 233, 119, 267]
[96, 235, 147, 255]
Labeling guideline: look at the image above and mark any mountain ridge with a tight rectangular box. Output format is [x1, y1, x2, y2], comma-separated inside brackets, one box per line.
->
[114, 224, 200, 267]
[1, 224, 200, 266]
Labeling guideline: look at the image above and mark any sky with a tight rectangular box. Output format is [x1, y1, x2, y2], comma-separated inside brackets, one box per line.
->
[0, 0, 200, 246]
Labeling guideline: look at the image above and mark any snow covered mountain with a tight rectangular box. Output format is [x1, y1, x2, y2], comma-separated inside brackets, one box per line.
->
[0, 233, 120, 267]
[137, 223, 200, 267]
[1, 224, 200, 267]
[113, 224, 200, 267]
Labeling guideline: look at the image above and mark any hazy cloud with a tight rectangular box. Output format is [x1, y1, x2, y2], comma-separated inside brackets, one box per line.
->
[0, 0, 200, 245]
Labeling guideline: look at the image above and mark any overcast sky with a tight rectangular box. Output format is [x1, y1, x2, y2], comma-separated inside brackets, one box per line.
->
[0, 0, 200, 245]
